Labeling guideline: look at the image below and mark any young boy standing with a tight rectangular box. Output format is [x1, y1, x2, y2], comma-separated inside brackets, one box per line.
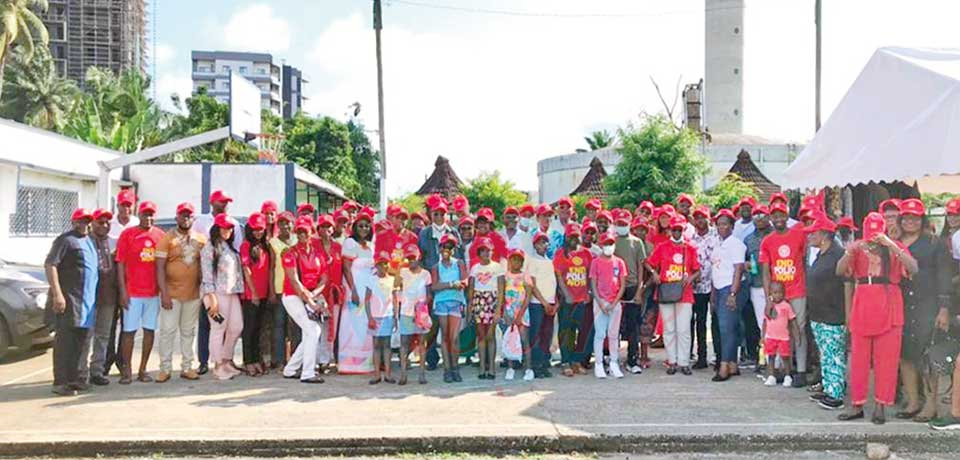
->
[763, 282, 798, 387]
[589, 232, 628, 379]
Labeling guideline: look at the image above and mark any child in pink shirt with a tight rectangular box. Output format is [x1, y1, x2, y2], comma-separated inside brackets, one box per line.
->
[763, 282, 798, 388]
[588, 233, 628, 379]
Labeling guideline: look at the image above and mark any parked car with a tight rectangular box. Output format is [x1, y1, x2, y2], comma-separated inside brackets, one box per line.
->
[0, 258, 52, 359]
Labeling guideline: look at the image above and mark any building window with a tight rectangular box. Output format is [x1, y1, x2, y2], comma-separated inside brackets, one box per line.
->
[221, 80, 230, 90]
[239, 66, 248, 74]
[256, 67, 266, 75]
[9, 186, 79, 237]
[221, 65, 230, 74]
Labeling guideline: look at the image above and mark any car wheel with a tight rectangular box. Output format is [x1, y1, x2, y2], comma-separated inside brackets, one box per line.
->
[0, 316, 10, 361]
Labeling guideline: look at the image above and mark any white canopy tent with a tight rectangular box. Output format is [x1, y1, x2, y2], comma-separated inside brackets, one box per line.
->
[783, 47, 960, 190]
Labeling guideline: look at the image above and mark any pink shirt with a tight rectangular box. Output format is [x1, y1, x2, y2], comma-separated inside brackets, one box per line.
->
[765, 301, 796, 341]
[589, 255, 627, 303]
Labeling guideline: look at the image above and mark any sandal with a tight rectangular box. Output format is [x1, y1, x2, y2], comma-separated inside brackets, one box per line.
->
[119, 374, 132, 385]
[838, 411, 865, 421]
[872, 412, 886, 425]
[562, 365, 574, 377]
[711, 373, 730, 382]
[137, 373, 153, 383]
[895, 408, 921, 419]
[398, 376, 408, 386]
[418, 375, 428, 385]
[368, 378, 382, 385]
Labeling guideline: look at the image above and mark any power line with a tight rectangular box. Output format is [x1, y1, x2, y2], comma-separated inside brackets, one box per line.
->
[387, 0, 744, 19]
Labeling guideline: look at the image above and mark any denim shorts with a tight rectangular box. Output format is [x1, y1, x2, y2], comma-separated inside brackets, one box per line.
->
[372, 315, 395, 337]
[123, 296, 160, 332]
[433, 300, 463, 317]
[399, 315, 428, 335]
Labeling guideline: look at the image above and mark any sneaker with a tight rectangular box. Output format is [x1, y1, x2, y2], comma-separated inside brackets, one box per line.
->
[629, 365, 643, 375]
[609, 364, 624, 379]
[791, 372, 807, 388]
[818, 396, 844, 410]
[90, 375, 110, 386]
[809, 393, 827, 402]
[929, 415, 960, 431]
[523, 369, 534, 381]
[738, 359, 757, 369]
[505, 368, 515, 381]
[807, 382, 824, 393]
[782, 375, 794, 388]
[764, 376, 777, 386]
[594, 365, 607, 379]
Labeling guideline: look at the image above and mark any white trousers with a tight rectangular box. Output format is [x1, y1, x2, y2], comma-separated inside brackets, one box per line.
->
[660, 302, 693, 367]
[592, 300, 622, 365]
[282, 295, 323, 380]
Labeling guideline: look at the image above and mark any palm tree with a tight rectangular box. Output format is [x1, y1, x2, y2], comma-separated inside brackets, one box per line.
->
[1, 47, 76, 129]
[584, 129, 614, 151]
[0, 0, 49, 101]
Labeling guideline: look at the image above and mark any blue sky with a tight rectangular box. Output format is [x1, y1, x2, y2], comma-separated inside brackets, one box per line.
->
[150, 0, 960, 198]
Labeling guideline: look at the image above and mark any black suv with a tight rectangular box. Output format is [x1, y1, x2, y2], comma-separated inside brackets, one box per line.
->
[0, 258, 52, 360]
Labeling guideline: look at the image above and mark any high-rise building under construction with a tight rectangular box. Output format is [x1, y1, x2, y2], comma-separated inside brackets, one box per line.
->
[40, 0, 148, 84]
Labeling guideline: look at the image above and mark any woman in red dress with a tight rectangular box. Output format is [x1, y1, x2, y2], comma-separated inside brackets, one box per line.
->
[836, 212, 918, 425]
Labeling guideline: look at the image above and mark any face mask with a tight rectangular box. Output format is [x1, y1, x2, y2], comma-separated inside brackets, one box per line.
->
[615, 226, 629, 236]
[602, 245, 615, 256]
[519, 217, 532, 228]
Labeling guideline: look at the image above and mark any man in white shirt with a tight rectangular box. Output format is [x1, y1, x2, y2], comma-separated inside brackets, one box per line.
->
[500, 206, 533, 255]
[191, 189, 241, 252]
[107, 189, 139, 249]
[732, 197, 757, 241]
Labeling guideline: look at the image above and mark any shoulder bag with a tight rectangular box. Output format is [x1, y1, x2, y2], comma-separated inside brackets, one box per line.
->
[658, 245, 686, 304]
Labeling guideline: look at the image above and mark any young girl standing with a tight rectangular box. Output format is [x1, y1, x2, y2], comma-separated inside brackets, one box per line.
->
[468, 237, 505, 380]
[366, 252, 399, 384]
[397, 244, 432, 385]
[503, 249, 534, 381]
[431, 234, 468, 383]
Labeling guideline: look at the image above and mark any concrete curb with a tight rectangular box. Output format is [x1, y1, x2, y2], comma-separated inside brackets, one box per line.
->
[3, 433, 959, 458]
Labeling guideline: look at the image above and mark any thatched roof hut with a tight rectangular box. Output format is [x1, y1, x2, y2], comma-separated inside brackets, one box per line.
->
[570, 157, 607, 198]
[416, 155, 464, 197]
[728, 149, 781, 202]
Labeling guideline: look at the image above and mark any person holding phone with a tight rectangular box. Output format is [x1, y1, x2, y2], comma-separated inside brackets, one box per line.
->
[200, 214, 245, 381]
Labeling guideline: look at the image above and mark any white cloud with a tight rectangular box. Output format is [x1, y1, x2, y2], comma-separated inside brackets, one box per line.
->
[221, 4, 291, 53]
[154, 73, 194, 113]
[154, 43, 175, 67]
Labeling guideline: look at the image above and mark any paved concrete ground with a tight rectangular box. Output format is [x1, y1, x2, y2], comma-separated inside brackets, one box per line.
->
[1, 344, 957, 457]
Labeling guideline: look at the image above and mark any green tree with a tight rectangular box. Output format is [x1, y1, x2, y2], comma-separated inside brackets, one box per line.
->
[0, 0, 48, 102]
[164, 88, 257, 162]
[0, 46, 77, 129]
[584, 129, 614, 151]
[347, 119, 381, 205]
[284, 113, 360, 198]
[460, 171, 527, 215]
[698, 173, 758, 210]
[604, 115, 708, 208]
[391, 192, 425, 215]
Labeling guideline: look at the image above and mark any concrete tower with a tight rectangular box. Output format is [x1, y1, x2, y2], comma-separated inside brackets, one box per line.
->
[704, 0, 745, 134]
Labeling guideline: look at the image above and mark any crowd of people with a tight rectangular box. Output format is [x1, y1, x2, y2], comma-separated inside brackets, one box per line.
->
[43, 188, 960, 430]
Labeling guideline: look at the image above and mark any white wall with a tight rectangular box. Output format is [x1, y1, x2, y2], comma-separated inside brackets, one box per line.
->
[209, 164, 285, 217]
[129, 164, 204, 220]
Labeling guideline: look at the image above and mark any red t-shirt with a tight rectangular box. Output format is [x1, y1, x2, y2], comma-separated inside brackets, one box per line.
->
[115, 226, 165, 297]
[553, 248, 593, 303]
[589, 255, 628, 303]
[759, 227, 807, 299]
[240, 241, 271, 300]
[649, 232, 671, 248]
[468, 231, 509, 268]
[313, 238, 344, 288]
[281, 243, 327, 296]
[646, 242, 700, 304]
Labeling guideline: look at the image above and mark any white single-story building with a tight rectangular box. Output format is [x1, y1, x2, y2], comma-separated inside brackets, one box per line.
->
[0, 119, 126, 265]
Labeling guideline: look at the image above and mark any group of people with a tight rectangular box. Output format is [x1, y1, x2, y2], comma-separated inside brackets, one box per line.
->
[43, 187, 960, 430]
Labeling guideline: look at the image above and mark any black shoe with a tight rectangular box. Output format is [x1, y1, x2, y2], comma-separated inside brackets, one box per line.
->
[283, 372, 302, 379]
[426, 363, 438, 371]
[197, 363, 209, 375]
[680, 366, 692, 376]
[692, 360, 708, 370]
[70, 382, 91, 392]
[452, 369, 463, 382]
[91, 375, 110, 386]
[838, 410, 864, 421]
[872, 411, 886, 425]
[300, 376, 324, 384]
[666, 366, 677, 375]
[809, 393, 827, 403]
[443, 371, 454, 383]
[818, 397, 844, 411]
[711, 373, 731, 382]
[52, 385, 77, 397]
[477, 372, 487, 380]
[500, 359, 509, 369]
[791, 373, 807, 388]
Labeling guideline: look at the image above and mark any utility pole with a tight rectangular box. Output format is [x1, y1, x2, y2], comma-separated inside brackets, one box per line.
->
[374, 0, 388, 214]
[815, 0, 822, 131]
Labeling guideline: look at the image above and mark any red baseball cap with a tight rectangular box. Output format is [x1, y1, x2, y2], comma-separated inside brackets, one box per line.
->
[862, 212, 886, 241]
[278, 211, 295, 223]
[612, 208, 631, 225]
[411, 211, 428, 222]
[355, 206, 376, 222]
[661, 204, 677, 215]
[585, 198, 603, 211]
[213, 213, 234, 229]
[209, 190, 232, 204]
[260, 200, 279, 214]
[342, 200, 360, 212]
[769, 192, 788, 205]
[713, 209, 736, 223]
[175, 202, 195, 216]
[598, 232, 616, 246]
[508, 248, 526, 260]
[630, 216, 650, 230]
[71, 208, 93, 221]
[332, 209, 350, 223]
[247, 212, 267, 231]
[803, 213, 837, 234]
[837, 216, 858, 230]
[476, 207, 495, 222]
[386, 204, 408, 219]
[297, 203, 316, 215]
[92, 208, 113, 221]
[403, 244, 421, 259]
[535, 204, 554, 217]
[294, 216, 314, 233]
[734, 197, 756, 213]
[638, 201, 654, 214]
[582, 221, 598, 234]
[474, 237, 494, 251]
[439, 233, 459, 247]
[879, 198, 902, 213]
[138, 201, 158, 215]
[316, 214, 335, 228]
[425, 194, 446, 211]
[452, 195, 470, 213]
[374, 251, 391, 265]
[503, 206, 519, 216]
[947, 198, 960, 216]
[596, 210, 613, 223]
[429, 200, 449, 214]
[769, 202, 789, 215]
[374, 219, 393, 233]
[564, 222, 582, 237]
[692, 205, 711, 220]
[557, 196, 574, 208]
[669, 215, 688, 230]
[116, 189, 136, 206]
[532, 232, 550, 245]
[677, 193, 694, 206]
[519, 204, 536, 216]
[458, 216, 475, 228]
[898, 198, 925, 217]
[752, 205, 770, 216]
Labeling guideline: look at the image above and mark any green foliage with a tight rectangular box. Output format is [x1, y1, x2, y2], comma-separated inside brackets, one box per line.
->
[604, 115, 708, 208]
[585, 129, 614, 151]
[392, 192, 426, 215]
[698, 173, 758, 210]
[348, 119, 381, 205]
[0, 46, 77, 129]
[460, 171, 527, 214]
[283, 113, 360, 199]
[921, 192, 958, 210]
[164, 88, 256, 162]
[570, 195, 594, 220]
[0, 0, 49, 101]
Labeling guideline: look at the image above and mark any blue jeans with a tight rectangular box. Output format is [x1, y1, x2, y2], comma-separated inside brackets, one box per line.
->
[528, 303, 547, 370]
[714, 286, 744, 363]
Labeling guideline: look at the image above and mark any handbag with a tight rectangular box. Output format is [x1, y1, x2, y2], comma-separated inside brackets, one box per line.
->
[414, 300, 433, 330]
[503, 325, 523, 361]
[924, 329, 960, 376]
[657, 246, 686, 303]
[295, 249, 325, 323]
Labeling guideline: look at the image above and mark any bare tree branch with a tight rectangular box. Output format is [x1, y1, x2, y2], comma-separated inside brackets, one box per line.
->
[649, 75, 681, 130]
